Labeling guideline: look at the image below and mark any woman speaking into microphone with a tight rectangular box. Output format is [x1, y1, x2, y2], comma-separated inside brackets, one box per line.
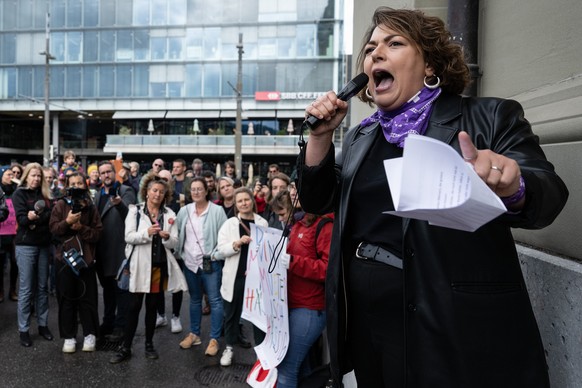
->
[12, 162, 55, 347]
[299, 7, 568, 388]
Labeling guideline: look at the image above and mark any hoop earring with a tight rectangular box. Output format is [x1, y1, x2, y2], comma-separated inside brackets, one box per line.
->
[424, 76, 441, 90]
[365, 87, 373, 99]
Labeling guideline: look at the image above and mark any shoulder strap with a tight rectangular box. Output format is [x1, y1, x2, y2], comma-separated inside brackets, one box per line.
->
[126, 204, 141, 262]
[314, 217, 333, 258]
[135, 204, 141, 231]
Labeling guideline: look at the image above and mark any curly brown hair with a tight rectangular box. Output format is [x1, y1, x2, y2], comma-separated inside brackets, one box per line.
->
[140, 172, 173, 206]
[356, 7, 470, 103]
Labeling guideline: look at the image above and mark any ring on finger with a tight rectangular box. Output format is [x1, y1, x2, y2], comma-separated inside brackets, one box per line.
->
[490, 165, 503, 173]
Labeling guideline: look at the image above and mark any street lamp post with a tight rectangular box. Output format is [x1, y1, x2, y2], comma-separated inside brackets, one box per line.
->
[234, 33, 244, 180]
[40, 12, 55, 167]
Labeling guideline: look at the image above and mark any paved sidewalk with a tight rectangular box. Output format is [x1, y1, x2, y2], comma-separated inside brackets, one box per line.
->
[0, 275, 257, 388]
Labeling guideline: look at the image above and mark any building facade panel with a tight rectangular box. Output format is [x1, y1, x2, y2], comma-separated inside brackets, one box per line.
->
[0, 0, 346, 177]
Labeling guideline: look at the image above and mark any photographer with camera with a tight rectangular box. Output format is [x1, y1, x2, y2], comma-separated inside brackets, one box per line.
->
[50, 172, 103, 353]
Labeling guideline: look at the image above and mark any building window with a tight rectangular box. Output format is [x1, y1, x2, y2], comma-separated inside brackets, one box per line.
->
[100, 30, 115, 62]
[151, 82, 166, 97]
[133, 0, 150, 26]
[83, 0, 99, 27]
[50, 66, 65, 98]
[116, 30, 133, 61]
[185, 64, 202, 97]
[0, 68, 17, 98]
[204, 28, 221, 59]
[67, 0, 83, 28]
[168, 37, 184, 60]
[66, 66, 82, 97]
[169, 0, 187, 25]
[82, 66, 97, 97]
[18, 0, 34, 29]
[67, 31, 83, 62]
[203, 63, 220, 97]
[0, 34, 16, 64]
[133, 64, 149, 97]
[83, 31, 99, 62]
[151, 37, 167, 60]
[134, 30, 150, 61]
[186, 28, 203, 59]
[116, 65, 132, 97]
[99, 65, 115, 97]
[50, 0, 66, 28]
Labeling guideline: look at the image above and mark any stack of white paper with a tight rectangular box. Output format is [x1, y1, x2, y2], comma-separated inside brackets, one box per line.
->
[383, 134, 506, 232]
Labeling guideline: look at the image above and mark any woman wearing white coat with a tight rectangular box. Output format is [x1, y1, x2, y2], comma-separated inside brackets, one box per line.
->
[110, 173, 188, 364]
[215, 187, 268, 366]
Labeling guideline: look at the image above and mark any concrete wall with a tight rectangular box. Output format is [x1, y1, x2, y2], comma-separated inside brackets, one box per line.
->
[519, 245, 582, 388]
[350, 1, 582, 386]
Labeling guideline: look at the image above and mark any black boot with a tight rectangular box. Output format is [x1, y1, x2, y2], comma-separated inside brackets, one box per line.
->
[38, 326, 54, 341]
[109, 346, 132, 364]
[145, 342, 159, 359]
[19, 331, 32, 347]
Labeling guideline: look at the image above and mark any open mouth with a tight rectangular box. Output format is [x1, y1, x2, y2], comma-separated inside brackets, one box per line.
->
[373, 70, 394, 88]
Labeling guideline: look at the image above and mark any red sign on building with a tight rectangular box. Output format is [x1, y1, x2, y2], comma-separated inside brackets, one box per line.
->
[255, 91, 281, 101]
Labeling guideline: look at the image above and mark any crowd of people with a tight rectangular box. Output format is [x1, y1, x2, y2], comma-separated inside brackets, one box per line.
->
[0, 152, 331, 388]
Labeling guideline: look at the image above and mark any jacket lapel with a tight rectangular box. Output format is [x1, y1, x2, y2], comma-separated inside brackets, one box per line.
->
[338, 122, 379, 232]
[424, 93, 463, 145]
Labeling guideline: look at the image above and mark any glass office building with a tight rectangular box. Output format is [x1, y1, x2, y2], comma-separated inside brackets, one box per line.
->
[0, 0, 346, 171]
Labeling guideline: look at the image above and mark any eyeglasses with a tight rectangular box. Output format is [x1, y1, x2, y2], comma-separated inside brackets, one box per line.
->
[190, 188, 205, 193]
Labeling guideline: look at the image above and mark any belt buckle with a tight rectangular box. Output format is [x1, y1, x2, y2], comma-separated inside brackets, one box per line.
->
[356, 242, 366, 259]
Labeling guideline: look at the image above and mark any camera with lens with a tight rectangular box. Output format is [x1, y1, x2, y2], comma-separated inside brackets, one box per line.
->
[66, 187, 88, 214]
[63, 247, 87, 276]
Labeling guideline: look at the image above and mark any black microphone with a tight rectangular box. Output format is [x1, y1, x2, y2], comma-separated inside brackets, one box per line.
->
[34, 200, 46, 215]
[304, 73, 369, 129]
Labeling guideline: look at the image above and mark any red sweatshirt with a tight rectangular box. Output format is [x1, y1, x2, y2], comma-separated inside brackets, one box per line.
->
[286, 213, 333, 310]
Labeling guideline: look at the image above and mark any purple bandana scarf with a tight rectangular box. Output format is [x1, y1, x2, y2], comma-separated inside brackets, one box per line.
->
[360, 87, 442, 148]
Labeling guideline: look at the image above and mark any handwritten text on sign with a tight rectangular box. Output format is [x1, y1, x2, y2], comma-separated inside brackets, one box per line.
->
[242, 224, 290, 370]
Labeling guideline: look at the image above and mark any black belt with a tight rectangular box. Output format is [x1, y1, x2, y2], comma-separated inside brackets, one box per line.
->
[356, 242, 403, 269]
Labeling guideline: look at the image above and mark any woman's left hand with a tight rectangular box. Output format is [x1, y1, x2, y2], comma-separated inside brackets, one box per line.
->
[148, 222, 161, 236]
[158, 230, 170, 240]
[458, 131, 522, 198]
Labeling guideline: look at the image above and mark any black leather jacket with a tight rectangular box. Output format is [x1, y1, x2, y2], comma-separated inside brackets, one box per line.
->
[298, 93, 568, 388]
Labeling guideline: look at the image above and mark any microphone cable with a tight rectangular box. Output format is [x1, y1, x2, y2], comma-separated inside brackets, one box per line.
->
[267, 121, 309, 273]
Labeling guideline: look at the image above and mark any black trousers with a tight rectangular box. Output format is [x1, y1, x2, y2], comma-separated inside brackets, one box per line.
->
[223, 275, 245, 346]
[156, 258, 184, 317]
[56, 260, 99, 339]
[96, 270, 130, 331]
[123, 292, 159, 348]
[0, 239, 17, 293]
[347, 255, 405, 388]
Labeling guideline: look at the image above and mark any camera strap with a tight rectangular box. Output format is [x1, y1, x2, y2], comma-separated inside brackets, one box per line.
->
[63, 235, 84, 257]
[187, 208, 205, 255]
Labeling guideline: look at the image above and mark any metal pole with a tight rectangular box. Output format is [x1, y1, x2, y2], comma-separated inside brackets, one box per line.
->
[40, 11, 54, 167]
[448, 0, 481, 96]
[234, 33, 244, 180]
